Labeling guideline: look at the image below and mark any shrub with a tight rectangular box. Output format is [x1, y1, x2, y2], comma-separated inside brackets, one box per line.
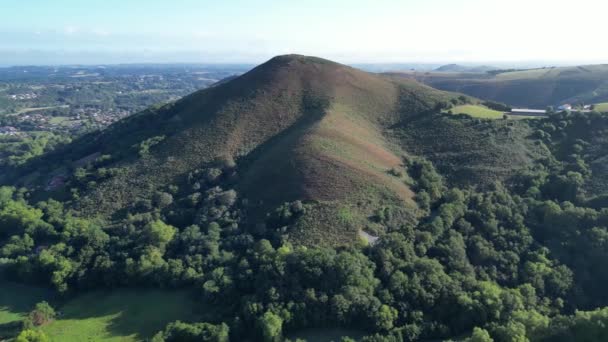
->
[153, 192, 174, 208]
[152, 320, 229, 342]
[216, 190, 237, 206]
[26, 301, 56, 327]
[15, 329, 50, 342]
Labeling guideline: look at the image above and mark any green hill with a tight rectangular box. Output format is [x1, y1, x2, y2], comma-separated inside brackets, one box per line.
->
[390, 64, 608, 107]
[10, 55, 545, 246]
[5, 56, 608, 342]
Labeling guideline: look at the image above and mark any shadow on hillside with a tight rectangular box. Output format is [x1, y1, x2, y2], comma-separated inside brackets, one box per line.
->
[56, 289, 204, 340]
[236, 91, 330, 220]
[0, 281, 54, 324]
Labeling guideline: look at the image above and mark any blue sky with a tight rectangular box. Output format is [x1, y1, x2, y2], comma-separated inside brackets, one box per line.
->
[1, 0, 606, 65]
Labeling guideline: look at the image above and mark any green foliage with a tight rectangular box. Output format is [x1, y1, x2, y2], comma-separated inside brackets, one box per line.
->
[259, 311, 283, 342]
[143, 220, 177, 249]
[3, 59, 608, 342]
[26, 301, 55, 327]
[152, 320, 229, 342]
[465, 327, 493, 342]
[15, 329, 50, 342]
[137, 135, 165, 157]
[541, 307, 608, 342]
[0, 132, 70, 167]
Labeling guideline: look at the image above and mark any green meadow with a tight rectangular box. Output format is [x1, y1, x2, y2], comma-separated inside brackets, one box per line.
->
[1, 281, 199, 342]
[595, 103, 608, 112]
[449, 104, 505, 119]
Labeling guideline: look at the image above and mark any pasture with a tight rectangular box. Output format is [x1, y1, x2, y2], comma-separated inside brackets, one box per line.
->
[594, 103, 608, 112]
[449, 104, 505, 119]
[0, 281, 200, 342]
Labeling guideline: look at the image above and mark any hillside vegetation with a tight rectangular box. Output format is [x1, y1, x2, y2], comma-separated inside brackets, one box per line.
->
[10, 55, 460, 246]
[2, 56, 608, 341]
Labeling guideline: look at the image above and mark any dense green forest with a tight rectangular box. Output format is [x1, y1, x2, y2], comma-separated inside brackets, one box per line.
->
[2, 110, 608, 341]
[2, 56, 608, 341]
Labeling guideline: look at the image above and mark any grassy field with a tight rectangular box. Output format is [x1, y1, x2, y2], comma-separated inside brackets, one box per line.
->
[595, 103, 608, 112]
[40, 289, 200, 342]
[1, 281, 200, 342]
[449, 104, 505, 119]
[494, 68, 554, 80]
[49, 116, 72, 125]
[0, 281, 53, 325]
[13, 105, 69, 115]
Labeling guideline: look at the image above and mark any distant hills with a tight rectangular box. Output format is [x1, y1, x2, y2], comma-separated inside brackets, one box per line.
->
[389, 64, 608, 107]
[434, 64, 498, 73]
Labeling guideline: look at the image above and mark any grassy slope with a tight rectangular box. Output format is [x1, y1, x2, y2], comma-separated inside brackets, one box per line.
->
[0, 280, 200, 341]
[14, 55, 544, 246]
[0, 281, 53, 325]
[450, 104, 505, 119]
[40, 290, 199, 342]
[595, 102, 608, 112]
[17, 55, 455, 246]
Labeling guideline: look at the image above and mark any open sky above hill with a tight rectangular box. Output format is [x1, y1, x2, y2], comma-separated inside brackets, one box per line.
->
[1, 0, 607, 65]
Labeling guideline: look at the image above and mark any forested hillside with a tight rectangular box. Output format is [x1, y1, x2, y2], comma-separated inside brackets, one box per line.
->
[2, 56, 608, 341]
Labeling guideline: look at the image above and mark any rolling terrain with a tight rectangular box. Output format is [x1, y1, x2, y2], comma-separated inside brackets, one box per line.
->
[390, 64, 608, 107]
[3, 55, 608, 341]
[434, 64, 498, 73]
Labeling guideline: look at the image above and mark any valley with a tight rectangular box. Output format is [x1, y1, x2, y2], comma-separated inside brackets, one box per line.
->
[389, 64, 608, 109]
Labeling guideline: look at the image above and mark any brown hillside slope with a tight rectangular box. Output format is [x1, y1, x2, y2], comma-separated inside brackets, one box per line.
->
[59, 55, 454, 245]
[23, 55, 547, 246]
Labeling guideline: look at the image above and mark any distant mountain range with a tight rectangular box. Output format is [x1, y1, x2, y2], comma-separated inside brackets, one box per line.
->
[434, 64, 498, 73]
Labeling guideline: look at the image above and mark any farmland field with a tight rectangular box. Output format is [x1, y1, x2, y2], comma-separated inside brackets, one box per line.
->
[595, 102, 608, 112]
[40, 289, 200, 341]
[0, 281, 53, 325]
[1, 281, 200, 342]
[449, 104, 505, 119]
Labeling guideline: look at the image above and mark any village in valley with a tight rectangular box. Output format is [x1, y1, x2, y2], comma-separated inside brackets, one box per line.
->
[0, 64, 248, 173]
[0, 64, 248, 137]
